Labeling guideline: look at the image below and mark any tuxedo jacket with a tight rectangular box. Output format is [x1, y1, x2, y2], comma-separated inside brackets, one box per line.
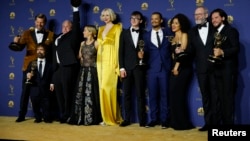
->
[26, 59, 53, 97]
[218, 24, 240, 74]
[119, 28, 145, 71]
[143, 28, 172, 73]
[17, 29, 55, 71]
[52, 11, 82, 69]
[187, 22, 216, 74]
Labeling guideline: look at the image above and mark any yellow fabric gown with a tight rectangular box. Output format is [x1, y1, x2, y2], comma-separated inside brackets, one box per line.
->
[96, 23, 123, 125]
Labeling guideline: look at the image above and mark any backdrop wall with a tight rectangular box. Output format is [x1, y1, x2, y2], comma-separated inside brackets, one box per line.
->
[0, 0, 249, 126]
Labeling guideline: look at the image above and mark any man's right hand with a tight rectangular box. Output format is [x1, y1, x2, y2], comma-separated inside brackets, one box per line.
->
[13, 36, 20, 43]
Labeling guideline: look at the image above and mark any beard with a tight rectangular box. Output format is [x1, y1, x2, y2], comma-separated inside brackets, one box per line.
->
[37, 53, 45, 58]
[195, 18, 206, 25]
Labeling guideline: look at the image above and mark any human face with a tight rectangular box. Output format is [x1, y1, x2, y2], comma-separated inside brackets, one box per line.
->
[194, 7, 208, 25]
[151, 14, 162, 29]
[211, 12, 224, 29]
[83, 27, 91, 38]
[130, 15, 141, 28]
[101, 11, 112, 24]
[171, 18, 181, 33]
[35, 17, 46, 31]
[61, 20, 72, 34]
[37, 46, 46, 58]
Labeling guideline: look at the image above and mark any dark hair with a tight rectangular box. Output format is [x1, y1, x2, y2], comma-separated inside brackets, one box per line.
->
[37, 43, 47, 52]
[170, 13, 191, 33]
[131, 11, 145, 29]
[35, 13, 47, 24]
[152, 11, 163, 20]
[210, 8, 229, 25]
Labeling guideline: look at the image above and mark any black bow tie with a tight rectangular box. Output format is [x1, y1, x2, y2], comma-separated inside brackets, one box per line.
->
[132, 28, 139, 33]
[198, 23, 207, 29]
[37, 30, 44, 34]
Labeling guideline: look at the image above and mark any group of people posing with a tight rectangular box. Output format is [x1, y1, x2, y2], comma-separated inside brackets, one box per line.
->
[11, 4, 240, 132]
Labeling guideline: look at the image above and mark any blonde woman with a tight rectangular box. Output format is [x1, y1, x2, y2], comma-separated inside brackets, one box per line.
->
[68, 25, 101, 125]
[97, 8, 123, 125]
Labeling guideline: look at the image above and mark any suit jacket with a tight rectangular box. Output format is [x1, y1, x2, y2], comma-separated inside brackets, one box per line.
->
[53, 11, 82, 68]
[26, 59, 53, 97]
[143, 28, 172, 73]
[187, 22, 216, 73]
[119, 28, 145, 70]
[218, 24, 240, 74]
[17, 29, 55, 71]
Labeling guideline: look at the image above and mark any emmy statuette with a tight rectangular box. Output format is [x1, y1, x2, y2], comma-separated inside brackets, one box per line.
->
[25, 61, 37, 85]
[167, 36, 187, 61]
[138, 40, 146, 66]
[208, 32, 227, 64]
[9, 35, 25, 51]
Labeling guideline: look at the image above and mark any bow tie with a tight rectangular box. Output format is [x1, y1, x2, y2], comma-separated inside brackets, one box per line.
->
[132, 28, 139, 33]
[198, 23, 207, 29]
[37, 30, 44, 34]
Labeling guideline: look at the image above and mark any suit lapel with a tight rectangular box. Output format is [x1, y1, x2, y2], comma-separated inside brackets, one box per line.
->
[42, 30, 49, 43]
[127, 29, 136, 49]
[31, 30, 38, 44]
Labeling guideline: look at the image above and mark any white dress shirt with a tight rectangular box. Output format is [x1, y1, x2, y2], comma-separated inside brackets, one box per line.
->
[151, 29, 163, 47]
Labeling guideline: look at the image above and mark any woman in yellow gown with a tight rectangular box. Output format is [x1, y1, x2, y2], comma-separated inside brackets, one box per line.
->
[96, 8, 123, 125]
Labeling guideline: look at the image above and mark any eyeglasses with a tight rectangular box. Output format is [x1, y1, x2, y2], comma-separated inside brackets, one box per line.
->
[194, 13, 205, 16]
[130, 17, 140, 20]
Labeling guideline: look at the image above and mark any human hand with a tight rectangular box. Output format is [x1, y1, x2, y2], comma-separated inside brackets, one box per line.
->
[138, 51, 144, 59]
[120, 70, 127, 78]
[13, 35, 20, 43]
[213, 48, 224, 57]
[26, 72, 33, 80]
[172, 69, 179, 76]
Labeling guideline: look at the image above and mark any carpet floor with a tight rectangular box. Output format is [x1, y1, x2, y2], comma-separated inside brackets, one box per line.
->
[0, 116, 207, 141]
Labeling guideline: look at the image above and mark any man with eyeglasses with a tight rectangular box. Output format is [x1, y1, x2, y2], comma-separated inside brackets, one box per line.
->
[187, 6, 217, 131]
[119, 11, 147, 127]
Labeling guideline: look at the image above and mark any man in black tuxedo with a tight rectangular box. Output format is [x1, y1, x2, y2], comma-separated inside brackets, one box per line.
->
[119, 11, 147, 127]
[187, 6, 218, 131]
[52, 2, 82, 123]
[210, 8, 239, 125]
[26, 43, 54, 123]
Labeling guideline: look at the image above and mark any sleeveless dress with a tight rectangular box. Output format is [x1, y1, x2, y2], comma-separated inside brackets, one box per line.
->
[68, 42, 102, 125]
[169, 43, 195, 130]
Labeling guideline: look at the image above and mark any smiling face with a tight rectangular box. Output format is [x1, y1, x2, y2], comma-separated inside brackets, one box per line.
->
[211, 12, 225, 29]
[34, 17, 46, 31]
[194, 7, 208, 25]
[151, 13, 163, 29]
[101, 11, 112, 24]
[130, 15, 142, 28]
[171, 18, 181, 33]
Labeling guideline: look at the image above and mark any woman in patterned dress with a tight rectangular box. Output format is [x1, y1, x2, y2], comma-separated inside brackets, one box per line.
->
[68, 25, 102, 125]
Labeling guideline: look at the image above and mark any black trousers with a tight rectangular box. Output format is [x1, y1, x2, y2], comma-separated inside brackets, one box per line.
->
[18, 72, 30, 118]
[53, 64, 78, 120]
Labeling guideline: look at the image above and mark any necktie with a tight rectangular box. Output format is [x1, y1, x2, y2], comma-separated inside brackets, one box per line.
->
[156, 31, 161, 47]
[37, 30, 44, 34]
[132, 28, 139, 33]
[198, 22, 207, 29]
[39, 61, 43, 77]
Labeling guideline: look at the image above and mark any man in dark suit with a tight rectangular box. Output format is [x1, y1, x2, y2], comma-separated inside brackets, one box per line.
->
[26, 43, 54, 123]
[52, 3, 82, 123]
[11, 14, 55, 122]
[187, 6, 218, 131]
[143, 12, 171, 129]
[210, 8, 240, 125]
[119, 11, 147, 127]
